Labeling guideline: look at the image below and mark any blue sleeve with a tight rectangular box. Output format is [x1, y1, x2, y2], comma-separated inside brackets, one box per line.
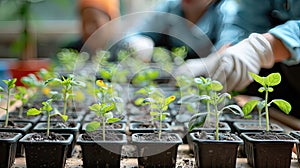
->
[216, 0, 273, 48]
[269, 20, 300, 65]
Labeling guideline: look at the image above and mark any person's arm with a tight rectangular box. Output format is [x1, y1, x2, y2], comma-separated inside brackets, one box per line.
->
[216, 0, 273, 48]
[263, 33, 291, 62]
[268, 20, 300, 65]
[176, 20, 300, 92]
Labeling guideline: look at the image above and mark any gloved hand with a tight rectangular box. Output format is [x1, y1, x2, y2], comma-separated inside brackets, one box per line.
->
[124, 35, 154, 63]
[175, 33, 275, 91]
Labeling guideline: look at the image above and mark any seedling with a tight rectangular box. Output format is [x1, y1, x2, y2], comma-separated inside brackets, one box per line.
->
[185, 80, 243, 140]
[27, 99, 68, 136]
[21, 69, 56, 105]
[132, 69, 160, 87]
[136, 87, 176, 140]
[56, 49, 89, 72]
[172, 75, 198, 122]
[242, 72, 291, 131]
[178, 77, 224, 126]
[85, 80, 121, 141]
[0, 78, 17, 127]
[171, 46, 188, 65]
[11, 86, 28, 118]
[45, 74, 86, 115]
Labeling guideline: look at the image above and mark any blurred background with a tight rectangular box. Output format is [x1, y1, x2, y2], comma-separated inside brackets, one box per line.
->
[0, 0, 165, 59]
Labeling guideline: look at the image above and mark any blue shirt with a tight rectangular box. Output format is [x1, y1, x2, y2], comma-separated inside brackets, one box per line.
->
[269, 20, 300, 65]
[133, 0, 224, 59]
[217, 0, 300, 64]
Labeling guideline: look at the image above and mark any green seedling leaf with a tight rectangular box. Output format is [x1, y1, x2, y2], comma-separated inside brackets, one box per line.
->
[265, 73, 281, 86]
[103, 103, 115, 113]
[178, 94, 210, 104]
[134, 98, 145, 106]
[150, 111, 159, 116]
[267, 87, 274, 92]
[244, 115, 253, 119]
[271, 99, 291, 114]
[242, 100, 259, 116]
[211, 80, 223, 91]
[107, 118, 121, 123]
[86, 121, 101, 132]
[194, 78, 203, 85]
[100, 69, 111, 80]
[60, 114, 68, 122]
[188, 113, 207, 131]
[165, 96, 176, 105]
[104, 111, 113, 119]
[258, 87, 265, 93]
[89, 104, 101, 112]
[221, 104, 244, 117]
[0, 86, 4, 92]
[249, 72, 265, 86]
[3, 78, 17, 90]
[45, 78, 62, 86]
[217, 93, 231, 104]
[162, 105, 169, 111]
[27, 108, 41, 116]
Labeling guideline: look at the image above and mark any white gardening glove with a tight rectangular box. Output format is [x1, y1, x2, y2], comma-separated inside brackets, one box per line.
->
[125, 35, 154, 63]
[213, 33, 274, 91]
[175, 55, 221, 78]
[175, 33, 274, 91]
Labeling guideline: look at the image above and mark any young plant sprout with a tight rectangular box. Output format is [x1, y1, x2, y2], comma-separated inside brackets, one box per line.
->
[85, 80, 121, 141]
[21, 69, 56, 105]
[45, 74, 86, 115]
[136, 87, 176, 140]
[185, 80, 243, 140]
[171, 46, 188, 65]
[56, 49, 89, 72]
[0, 78, 17, 127]
[242, 72, 291, 131]
[11, 86, 28, 118]
[132, 69, 160, 87]
[27, 99, 68, 136]
[178, 77, 225, 126]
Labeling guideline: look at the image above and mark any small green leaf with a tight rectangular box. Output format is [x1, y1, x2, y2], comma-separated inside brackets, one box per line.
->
[134, 98, 144, 106]
[265, 73, 281, 86]
[27, 108, 41, 116]
[150, 111, 159, 116]
[271, 99, 292, 114]
[0, 86, 4, 92]
[104, 112, 113, 119]
[165, 95, 176, 105]
[89, 104, 101, 112]
[161, 114, 167, 120]
[103, 103, 115, 113]
[268, 87, 274, 92]
[194, 78, 203, 84]
[60, 114, 68, 122]
[244, 115, 253, 119]
[45, 78, 62, 86]
[221, 105, 244, 117]
[217, 93, 231, 104]
[242, 100, 259, 116]
[162, 105, 168, 111]
[188, 113, 208, 131]
[249, 72, 265, 86]
[107, 118, 121, 123]
[211, 81, 223, 91]
[86, 121, 100, 132]
[258, 87, 265, 93]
